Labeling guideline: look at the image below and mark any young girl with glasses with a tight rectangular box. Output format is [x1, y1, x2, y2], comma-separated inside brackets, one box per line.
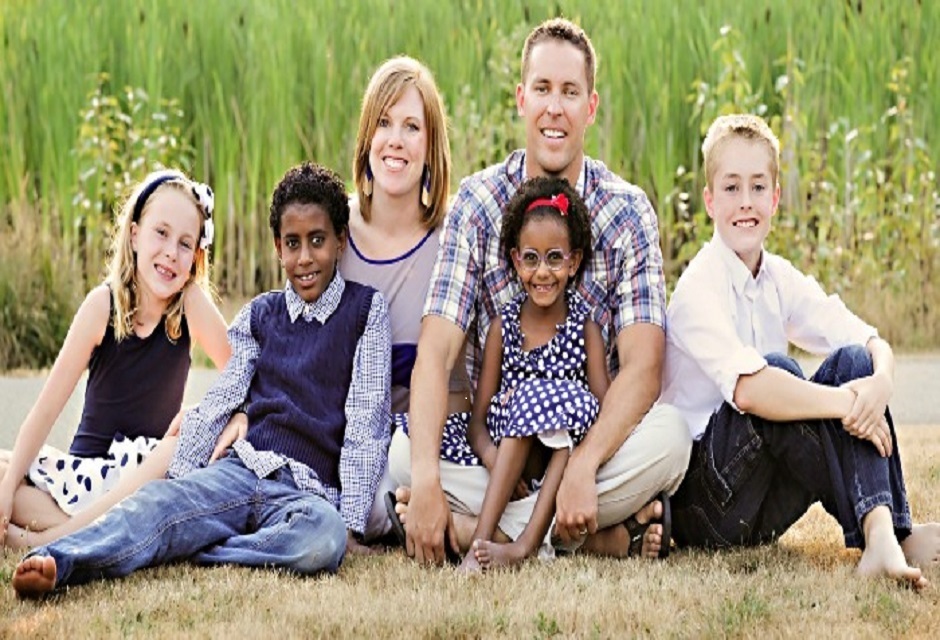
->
[451, 176, 609, 572]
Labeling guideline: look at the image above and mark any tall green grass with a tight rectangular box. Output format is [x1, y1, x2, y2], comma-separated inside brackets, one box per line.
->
[0, 0, 937, 365]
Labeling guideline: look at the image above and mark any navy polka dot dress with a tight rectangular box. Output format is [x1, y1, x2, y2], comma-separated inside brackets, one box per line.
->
[397, 290, 600, 466]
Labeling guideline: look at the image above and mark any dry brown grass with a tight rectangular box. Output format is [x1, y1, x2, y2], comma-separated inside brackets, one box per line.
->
[2, 426, 939, 639]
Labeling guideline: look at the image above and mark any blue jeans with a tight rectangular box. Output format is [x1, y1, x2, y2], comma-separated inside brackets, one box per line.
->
[672, 345, 911, 549]
[28, 455, 347, 589]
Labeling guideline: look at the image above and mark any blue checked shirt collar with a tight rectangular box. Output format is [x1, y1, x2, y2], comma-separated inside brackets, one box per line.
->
[285, 271, 345, 323]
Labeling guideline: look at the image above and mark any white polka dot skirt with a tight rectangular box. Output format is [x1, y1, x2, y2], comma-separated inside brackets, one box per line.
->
[26, 433, 159, 516]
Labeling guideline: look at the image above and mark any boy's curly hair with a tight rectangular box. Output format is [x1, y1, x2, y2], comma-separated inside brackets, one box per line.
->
[501, 176, 592, 283]
[269, 162, 350, 238]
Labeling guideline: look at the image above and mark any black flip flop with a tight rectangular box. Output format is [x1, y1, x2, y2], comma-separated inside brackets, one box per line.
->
[383, 491, 461, 564]
[384, 491, 407, 547]
[625, 490, 672, 559]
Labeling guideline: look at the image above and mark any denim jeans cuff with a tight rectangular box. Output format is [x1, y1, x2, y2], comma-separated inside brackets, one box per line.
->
[850, 492, 912, 548]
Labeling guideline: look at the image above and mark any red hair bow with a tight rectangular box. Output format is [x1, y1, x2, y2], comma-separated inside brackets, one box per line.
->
[525, 193, 569, 216]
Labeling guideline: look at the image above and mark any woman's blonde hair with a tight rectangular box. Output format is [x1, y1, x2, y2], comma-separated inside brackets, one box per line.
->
[352, 56, 451, 228]
[106, 169, 212, 342]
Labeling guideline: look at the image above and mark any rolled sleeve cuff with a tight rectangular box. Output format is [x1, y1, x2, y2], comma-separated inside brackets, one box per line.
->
[717, 345, 767, 412]
[846, 323, 878, 350]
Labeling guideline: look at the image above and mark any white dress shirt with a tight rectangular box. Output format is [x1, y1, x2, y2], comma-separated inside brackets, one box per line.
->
[661, 232, 877, 440]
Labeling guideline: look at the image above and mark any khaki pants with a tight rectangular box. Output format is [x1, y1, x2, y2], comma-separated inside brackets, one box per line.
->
[388, 403, 691, 547]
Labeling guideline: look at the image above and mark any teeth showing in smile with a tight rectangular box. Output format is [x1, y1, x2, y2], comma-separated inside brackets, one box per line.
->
[542, 129, 565, 139]
[298, 274, 317, 283]
[383, 157, 406, 169]
[734, 219, 758, 228]
[155, 265, 176, 279]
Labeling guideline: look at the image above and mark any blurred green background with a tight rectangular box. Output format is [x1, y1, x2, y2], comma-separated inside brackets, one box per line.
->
[1, 0, 937, 368]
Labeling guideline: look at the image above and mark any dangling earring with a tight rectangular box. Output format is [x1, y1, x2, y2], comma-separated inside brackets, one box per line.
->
[420, 164, 431, 208]
[363, 164, 373, 197]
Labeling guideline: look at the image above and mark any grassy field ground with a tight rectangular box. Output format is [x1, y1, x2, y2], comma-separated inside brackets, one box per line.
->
[2, 425, 938, 638]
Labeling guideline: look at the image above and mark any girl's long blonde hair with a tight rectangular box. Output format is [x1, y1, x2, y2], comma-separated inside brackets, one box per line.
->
[106, 169, 212, 342]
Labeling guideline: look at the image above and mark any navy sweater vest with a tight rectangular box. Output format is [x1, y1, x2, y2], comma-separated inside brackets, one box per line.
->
[245, 282, 374, 491]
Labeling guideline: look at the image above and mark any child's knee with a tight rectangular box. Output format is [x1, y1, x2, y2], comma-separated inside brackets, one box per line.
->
[289, 505, 347, 575]
[832, 344, 873, 379]
[763, 352, 804, 378]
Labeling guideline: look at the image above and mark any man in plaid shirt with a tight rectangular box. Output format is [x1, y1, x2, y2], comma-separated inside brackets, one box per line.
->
[388, 18, 691, 564]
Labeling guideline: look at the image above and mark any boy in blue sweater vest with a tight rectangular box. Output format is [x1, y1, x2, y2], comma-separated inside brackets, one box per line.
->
[13, 162, 392, 598]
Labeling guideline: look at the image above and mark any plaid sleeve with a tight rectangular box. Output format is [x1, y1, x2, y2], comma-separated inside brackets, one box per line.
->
[167, 302, 258, 478]
[611, 190, 666, 335]
[338, 292, 392, 534]
[423, 182, 481, 333]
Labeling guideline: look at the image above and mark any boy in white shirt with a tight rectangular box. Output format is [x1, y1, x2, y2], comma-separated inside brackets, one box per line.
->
[661, 113, 940, 589]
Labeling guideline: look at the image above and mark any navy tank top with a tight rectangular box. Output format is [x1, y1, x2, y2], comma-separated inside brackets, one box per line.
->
[69, 291, 192, 457]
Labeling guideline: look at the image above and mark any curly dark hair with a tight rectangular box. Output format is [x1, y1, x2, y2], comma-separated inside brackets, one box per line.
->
[501, 176, 592, 283]
[269, 162, 350, 238]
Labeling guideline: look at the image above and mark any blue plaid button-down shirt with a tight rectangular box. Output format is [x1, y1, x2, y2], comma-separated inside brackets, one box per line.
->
[425, 150, 666, 386]
[168, 273, 391, 535]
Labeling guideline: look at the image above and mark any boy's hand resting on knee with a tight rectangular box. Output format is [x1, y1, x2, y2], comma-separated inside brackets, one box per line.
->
[842, 373, 892, 435]
[841, 373, 893, 457]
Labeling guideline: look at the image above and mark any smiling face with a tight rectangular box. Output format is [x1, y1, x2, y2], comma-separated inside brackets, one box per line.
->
[275, 203, 346, 303]
[511, 215, 581, 310]
[130, 187, 202, 303]
[704, 137, 781, 275]
[368, 85, 428, 201]
[516, 39, 598, 185]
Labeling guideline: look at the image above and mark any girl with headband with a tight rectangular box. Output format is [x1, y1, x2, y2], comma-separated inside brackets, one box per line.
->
[1, 169, 230, 546]
[395, 176, 608, 572]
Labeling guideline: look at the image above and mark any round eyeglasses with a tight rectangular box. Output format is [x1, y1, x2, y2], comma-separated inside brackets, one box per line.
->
[512, 248, 572, 272]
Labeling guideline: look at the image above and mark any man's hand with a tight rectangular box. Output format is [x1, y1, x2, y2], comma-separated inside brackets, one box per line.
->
[404, 482, 456, 565]
[554, 456, 599, 543]
[210, 412, 248, 462]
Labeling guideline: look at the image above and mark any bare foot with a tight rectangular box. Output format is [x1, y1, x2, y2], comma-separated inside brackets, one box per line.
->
[393, 486, 505, 554]
[580, 499, 664, 559]
[474, 539, 529, 570]
[458, 542, 484, 574]
[857, 508, 927, 590]
[4, 522, 32, 551]
[900, 523, 940, 569]
[12, 555, 57, 599]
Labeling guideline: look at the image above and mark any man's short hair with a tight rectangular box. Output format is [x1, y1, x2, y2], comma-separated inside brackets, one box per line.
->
[521, 18, 596, 94]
